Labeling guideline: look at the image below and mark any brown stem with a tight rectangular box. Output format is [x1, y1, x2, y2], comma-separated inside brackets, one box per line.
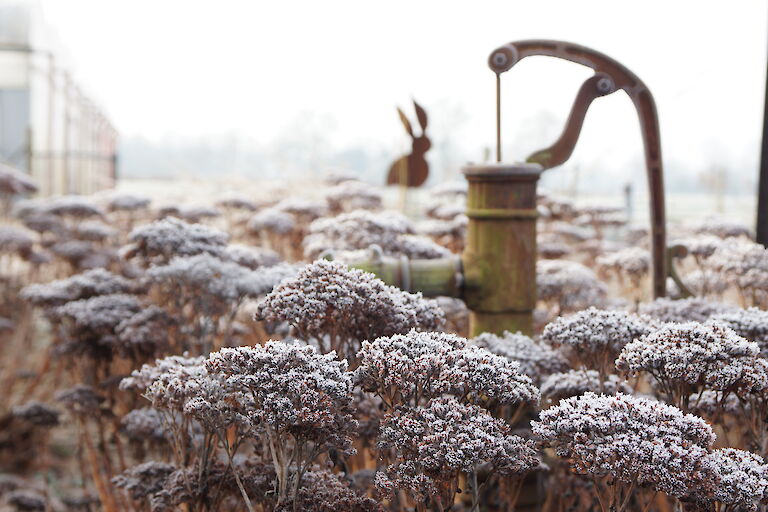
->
[221, 434, 255, 512]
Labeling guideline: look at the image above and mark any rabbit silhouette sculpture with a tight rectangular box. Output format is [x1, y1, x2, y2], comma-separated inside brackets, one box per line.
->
[386, 100, 431, 187]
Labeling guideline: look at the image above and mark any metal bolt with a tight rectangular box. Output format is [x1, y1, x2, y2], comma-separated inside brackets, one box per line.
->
[492, 52, 508, 68]
[596, 76, 614, 94]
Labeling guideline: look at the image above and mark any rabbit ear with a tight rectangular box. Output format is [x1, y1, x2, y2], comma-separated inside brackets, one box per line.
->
[397, 107, 414, 137]
[413, 100, 428, 131]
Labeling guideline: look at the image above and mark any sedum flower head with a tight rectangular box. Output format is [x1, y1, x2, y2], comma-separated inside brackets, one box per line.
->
[114, 305, 176, 357]
[710, 307, 768, 356]
[325, 180, 383, 214]
[278, 468, 384, 512]
[355, 330, 465, 405]
[225, 244, 281, 269]
[671, 235, 724, 259]
[135, 354, 252, 434]
[537, 260, 607, 312]
[120, 407, 168, 442]
[106, 192, 151, 212]
[274, 197, 328, 220]
[0, 163, 37, 196]
[639, 297, 738, 323]
[11, 401, 60, 427]
[377, 396, 538, 502]
[247, 208, 295, 235]
[473, 330, 568, 385]
[20, 268, 137, 308]
[356, 330, 539, 409]
[697, 448, 768, 511]
[303, 210, 449, 260]
[146, 254, 297, 311]
[55, 293, 142, 332]
[694, 218, 753, 239]
[120, 353, 206, 392]
[597, 246, 650, 279]
[205, 341, 357, 454]
[542, 307, 661, 375]
[707, 238, 768, 297]
[442, 344, 540, 409]
[256, 260, 444, 348]
[56, 385, 105, 416]
[0, 226, 36, 256]
[113, 461, 176, 500]
[616, 321, 760, 392]
[540, 369, 632, 405]
[44, 195, 104, 218]
[74, 220, 116, 241]
[533, 392, 715, 498]
[126, 217, 229, 264]
[214, 194, 258, 211]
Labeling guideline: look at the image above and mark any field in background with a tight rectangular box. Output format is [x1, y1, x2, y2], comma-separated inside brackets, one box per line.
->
[116, 178, 757, 231]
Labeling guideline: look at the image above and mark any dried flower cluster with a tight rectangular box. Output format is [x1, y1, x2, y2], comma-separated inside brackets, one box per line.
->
[537, 259, 607, 315]
[694, 217, 753, 239]
[0, 226, 36, 258]
[639, 296, 737, 323]
[106, 192, 151, 212]
[597, 247, 650, 283]
[710, 307, 768, 355]
[147, 253, 290, 306]
[377, 397, 538, 508]
[355, 330, 539, 411]
[11, 402, 60, 428]
[247, 207, 295, 235]
[534, 392, 715, 508]
[616, 321, 761, 409]
[256, 260, 444, 357]
[325, 180, 383, 213]
[694, 448, 768, 511]
[472, 330, 568, 385]
[707, 238, 768, 308]
[125, 217, 229, 264]
[0, 163, 38, 198]
[542, 307, 659, 379]
[540, 369, 632, 405]
[303, 210, 449, 260]
[206, 342, 357, 506]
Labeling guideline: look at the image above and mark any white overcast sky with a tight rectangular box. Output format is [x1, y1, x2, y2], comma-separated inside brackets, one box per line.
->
[35, 0, 768, 187]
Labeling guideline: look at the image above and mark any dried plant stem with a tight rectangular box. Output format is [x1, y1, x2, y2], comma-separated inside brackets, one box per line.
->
[21, 347, 53, 401]
[642, 491, 659, 512]
[591, 477, 608, 512]
[79, 418, 119, 512]
[616, 479, 637, 512]
[220, 434, 255, 512]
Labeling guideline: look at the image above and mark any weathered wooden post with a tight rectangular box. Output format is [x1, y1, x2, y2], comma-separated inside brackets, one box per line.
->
[462, 163, 541, 336]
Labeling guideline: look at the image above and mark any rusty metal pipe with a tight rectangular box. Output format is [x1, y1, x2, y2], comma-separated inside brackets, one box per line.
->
[462, 163, 541, 336]
[343, 250, 463, 298]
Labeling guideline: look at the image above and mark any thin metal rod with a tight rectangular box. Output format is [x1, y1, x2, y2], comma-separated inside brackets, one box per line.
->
[496, 73, 502, 162]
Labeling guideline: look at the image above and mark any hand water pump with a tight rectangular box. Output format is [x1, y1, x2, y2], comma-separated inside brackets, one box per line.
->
[353, 40, 667, 336]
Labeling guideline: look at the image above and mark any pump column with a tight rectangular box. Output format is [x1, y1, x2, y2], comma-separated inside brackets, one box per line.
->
[462, 163, 542, 336]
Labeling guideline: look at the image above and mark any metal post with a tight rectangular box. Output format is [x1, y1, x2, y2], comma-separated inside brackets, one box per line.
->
[758, 36, 768, 245]
[462, 163, 541, 336]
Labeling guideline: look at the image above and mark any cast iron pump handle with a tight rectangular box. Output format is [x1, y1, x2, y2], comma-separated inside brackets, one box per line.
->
[489, 39, 667, 298]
